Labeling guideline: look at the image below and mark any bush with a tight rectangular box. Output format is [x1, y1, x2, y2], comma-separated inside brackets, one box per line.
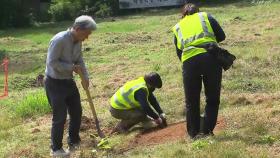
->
[49, 0, 119, 21]
[89, 0, 119, 17]
[49, 0, 83, 21]
[94, 3, 112, 17]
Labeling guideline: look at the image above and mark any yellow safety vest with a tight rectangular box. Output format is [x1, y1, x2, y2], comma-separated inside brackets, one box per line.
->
[110, 77, 149, 110]
[172, 12, 217, 63]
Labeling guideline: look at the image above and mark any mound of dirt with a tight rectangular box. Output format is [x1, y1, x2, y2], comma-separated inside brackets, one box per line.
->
[80, 116, 94, 131]
[130, 118, 225, 147]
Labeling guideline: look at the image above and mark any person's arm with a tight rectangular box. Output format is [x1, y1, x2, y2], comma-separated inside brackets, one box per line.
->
[76, 52, 89, 80]
[134, 89, 159, 119]
[174, 36, 182, 61]
[47, 38, 74, 72]
[148, 93, 163, 115]
[75, 52, 90, 89]
[208, 13, 226, 43]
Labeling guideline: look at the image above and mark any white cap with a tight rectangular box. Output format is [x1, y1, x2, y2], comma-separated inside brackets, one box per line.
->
[73, 15, 97, 30]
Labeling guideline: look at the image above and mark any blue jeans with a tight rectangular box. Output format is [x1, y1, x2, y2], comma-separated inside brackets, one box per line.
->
[45, 76, 82, 151]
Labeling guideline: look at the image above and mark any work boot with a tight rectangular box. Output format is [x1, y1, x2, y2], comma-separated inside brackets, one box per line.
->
[142, 120, 157, 130]
[111, 122, 129, 134]
[191, 133, 206, 140]
[50, 148, 70, 157]
[191, 131, 214, 140]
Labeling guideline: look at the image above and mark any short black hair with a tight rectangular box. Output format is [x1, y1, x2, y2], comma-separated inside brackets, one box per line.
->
[144, 72, 162, 88]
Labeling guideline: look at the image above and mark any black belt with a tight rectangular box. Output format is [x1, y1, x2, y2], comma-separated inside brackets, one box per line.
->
[46, 75, 73, 83]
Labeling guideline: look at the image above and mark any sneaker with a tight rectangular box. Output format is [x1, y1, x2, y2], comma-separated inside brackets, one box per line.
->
[68, 142, 80, 152]
[50, 148, 70, 157]
[204, 131, 214, 137]
[191, 132, 214, 140]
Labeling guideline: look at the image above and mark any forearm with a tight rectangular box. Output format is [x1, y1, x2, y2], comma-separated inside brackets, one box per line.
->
[208, 14, 226, 43]
[135, 90, 159, 119]
[140, 102, 159, 119]
[76, 56, 89, 80]
[149, 93, 163, 114]
[174, 36, 182, 60]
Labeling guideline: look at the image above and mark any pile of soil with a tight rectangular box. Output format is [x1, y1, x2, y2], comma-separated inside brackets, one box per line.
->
[80, 116, 94, 131]
[130, 118, 226, 147]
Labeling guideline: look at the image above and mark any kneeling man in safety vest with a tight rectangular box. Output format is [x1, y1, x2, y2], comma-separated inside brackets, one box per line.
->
[110, 72, 166, 133]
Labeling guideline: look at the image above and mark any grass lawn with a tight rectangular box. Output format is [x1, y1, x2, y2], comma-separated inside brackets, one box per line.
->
[0, 1, 280, 157]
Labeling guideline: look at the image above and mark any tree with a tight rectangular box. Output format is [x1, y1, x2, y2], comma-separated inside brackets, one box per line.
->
[0, 0, 34, 28]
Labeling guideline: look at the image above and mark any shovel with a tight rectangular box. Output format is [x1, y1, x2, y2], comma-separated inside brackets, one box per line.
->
[78, 71, 105, 138]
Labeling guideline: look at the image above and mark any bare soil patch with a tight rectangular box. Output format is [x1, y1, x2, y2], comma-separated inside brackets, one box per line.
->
[130, 117, 226, 147]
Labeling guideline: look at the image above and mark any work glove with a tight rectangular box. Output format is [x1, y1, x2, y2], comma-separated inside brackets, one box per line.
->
[159, 113, 167, 128]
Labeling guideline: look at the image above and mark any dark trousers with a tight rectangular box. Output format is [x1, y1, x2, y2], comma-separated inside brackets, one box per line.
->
[182, 53, 222, 138]
[44, 76, 82, 151]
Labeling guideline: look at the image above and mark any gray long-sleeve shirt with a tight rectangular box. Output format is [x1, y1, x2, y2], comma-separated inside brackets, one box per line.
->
[45, 30, 88, 80]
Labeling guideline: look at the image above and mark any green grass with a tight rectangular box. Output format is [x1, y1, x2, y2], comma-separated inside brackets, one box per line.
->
[13, 89, 50, 118]
[0, 89, 50, 119]
[0, 1, 280, 157]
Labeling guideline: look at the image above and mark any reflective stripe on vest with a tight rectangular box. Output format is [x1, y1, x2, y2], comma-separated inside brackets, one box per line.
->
[113, 83, 146, 109]
[175, 23, 184, 50]
[111, 77, 149, 110]
[173, 12, 217, 62]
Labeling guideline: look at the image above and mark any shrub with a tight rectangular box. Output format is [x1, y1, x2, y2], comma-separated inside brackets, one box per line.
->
[48, 0, 119, 21]
[49, 0, 83, 21]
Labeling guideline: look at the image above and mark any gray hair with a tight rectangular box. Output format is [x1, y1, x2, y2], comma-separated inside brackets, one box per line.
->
[73, 15, 97, 30]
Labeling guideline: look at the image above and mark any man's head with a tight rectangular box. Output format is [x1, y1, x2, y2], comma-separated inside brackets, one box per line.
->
[181, 3, 199, 18]
[144, 72, 162, 91]
[72, 15, 97, 42]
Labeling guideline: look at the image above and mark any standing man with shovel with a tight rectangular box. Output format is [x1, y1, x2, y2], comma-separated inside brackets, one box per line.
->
[44, 15, 96, 157]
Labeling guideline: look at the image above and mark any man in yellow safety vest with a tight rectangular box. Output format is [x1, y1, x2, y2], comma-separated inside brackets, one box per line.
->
[110, 72, 167, 133]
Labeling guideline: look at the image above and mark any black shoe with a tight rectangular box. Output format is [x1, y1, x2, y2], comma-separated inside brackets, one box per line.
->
[191, 133, 206, 140]
[68, 142, 80, 152]
[50, 148, 70, 157]
[203, 131, 214, 137]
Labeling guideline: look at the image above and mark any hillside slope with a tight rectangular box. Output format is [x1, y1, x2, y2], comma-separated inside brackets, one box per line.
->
[0, 1, 280, 157]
